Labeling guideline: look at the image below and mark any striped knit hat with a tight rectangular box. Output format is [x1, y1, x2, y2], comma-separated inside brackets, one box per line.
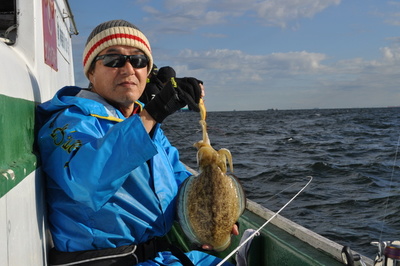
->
[82, 20, 153, 78]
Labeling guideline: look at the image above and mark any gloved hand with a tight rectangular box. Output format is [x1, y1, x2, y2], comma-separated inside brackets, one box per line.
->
[144, 77, 201, 123]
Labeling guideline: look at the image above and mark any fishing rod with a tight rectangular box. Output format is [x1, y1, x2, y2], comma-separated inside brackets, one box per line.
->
[379, 135, 400, 242]
[369, 135, 400, 266]
[217, 176, 313, 266]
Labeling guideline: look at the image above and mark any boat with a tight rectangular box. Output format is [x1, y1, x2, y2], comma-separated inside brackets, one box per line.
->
[0, 0, 392, 265]
[0, 0, 77, 264]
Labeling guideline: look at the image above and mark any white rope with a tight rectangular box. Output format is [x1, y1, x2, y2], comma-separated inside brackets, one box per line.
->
[217, 176, 313, 266]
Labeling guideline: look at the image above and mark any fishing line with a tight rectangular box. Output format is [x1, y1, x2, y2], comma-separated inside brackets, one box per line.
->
[263, 180, 303, 205]
[166, 126, 200, 142]
[378, 134, 400, 242]
[164, 121, 227, 147]
[216, 176, 313, 266]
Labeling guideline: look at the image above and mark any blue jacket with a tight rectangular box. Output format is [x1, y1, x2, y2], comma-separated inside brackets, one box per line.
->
[37, 86, 191, 252]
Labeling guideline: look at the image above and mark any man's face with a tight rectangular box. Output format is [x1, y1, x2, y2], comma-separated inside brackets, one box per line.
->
[88, 45, 149, 109]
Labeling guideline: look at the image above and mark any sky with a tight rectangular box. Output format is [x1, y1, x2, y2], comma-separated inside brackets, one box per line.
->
[68, 0, 400, 111]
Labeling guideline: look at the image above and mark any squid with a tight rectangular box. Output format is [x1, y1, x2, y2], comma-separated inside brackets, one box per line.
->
[177, 99, 245, 252]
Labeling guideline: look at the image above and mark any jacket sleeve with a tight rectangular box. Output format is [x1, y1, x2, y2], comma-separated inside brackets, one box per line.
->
[38, 107, 158, 211]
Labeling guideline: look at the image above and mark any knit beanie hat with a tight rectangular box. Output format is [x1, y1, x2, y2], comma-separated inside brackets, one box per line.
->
[82, 20, 153, 78]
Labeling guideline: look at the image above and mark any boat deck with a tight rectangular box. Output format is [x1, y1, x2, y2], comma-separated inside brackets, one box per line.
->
[166, 199, 374, 265]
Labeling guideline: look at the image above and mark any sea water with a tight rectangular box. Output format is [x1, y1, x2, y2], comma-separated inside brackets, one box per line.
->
[163, 107, 400, 259]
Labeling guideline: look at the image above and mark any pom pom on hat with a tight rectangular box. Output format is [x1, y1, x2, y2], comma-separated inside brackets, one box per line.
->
[82, 20, 153, 78]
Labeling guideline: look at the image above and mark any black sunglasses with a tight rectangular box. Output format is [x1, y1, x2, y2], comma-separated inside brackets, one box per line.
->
[95, 54, 149, 68]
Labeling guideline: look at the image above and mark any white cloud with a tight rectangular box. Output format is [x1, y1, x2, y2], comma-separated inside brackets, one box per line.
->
[255, 0, 341, 28]
[140, 0, 342, 30]
[381, 46, 400, 61]
[173, 49, 327, 77]
[153, 43, 400, 110]
[371, 1, 400, 27]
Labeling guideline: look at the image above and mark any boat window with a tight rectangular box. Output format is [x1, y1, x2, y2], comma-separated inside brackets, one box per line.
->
[0, 0, 17, 44]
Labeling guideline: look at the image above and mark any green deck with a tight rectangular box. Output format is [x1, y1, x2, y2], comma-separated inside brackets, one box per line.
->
[167, 209, 343, 265]
[239, 210, 343, 265]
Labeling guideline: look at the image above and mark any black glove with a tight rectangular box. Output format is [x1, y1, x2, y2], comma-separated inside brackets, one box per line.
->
[144, 77, 201, 123]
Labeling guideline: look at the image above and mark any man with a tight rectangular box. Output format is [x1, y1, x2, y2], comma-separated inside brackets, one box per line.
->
[37, 20, 235, 265]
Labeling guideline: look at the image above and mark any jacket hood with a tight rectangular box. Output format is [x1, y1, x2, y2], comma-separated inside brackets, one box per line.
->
[36, 86, 129, 129]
